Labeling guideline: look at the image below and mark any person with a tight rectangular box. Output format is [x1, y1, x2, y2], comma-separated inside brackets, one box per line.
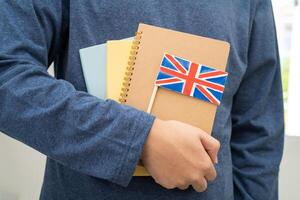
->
[0, 1, 284, 199]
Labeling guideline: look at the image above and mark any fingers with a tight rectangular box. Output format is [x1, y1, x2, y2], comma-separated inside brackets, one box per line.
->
[178, 164, 216, 192]
[177, 163, 216, 191]
[204, 163, 217, 182]
[192, 177, 208, 192]
[199, 133, 220, 164]
[177, 184, 189, 190]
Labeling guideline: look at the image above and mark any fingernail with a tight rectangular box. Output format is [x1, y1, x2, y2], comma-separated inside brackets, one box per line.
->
[215, 157, 218, 164]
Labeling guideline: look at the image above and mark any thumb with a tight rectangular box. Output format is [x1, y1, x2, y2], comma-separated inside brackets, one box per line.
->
[200, 134, 220, 164]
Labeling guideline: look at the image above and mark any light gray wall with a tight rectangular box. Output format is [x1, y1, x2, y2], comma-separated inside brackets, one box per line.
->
[0, 133, 45, 200]
[279, 136, 300, 200]
[0, 66, 52, 200]
[0, 133, 299, 200]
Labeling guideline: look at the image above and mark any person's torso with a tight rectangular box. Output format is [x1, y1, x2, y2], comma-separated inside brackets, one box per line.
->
[42, 1, 251, 199]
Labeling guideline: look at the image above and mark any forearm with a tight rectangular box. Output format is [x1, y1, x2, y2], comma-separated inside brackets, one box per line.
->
[0, 1, 154, 186]
[0, 62, 154, 186]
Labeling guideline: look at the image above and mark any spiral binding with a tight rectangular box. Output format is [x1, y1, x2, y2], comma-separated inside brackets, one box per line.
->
[119, 31, 143, 103]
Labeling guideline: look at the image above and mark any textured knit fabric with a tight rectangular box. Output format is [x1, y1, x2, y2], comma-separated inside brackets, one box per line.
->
[0, 1, 284, 199]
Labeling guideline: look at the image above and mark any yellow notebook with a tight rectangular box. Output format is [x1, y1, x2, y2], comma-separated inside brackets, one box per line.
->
[106, 40, 132, 100]
[106, 40, 149, 176]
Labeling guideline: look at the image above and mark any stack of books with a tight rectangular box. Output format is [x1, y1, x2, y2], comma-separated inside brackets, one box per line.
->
[79, 23, 230, 176]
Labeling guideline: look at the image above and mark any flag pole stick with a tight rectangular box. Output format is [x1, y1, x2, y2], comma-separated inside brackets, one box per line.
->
[147, 86, 158, 113]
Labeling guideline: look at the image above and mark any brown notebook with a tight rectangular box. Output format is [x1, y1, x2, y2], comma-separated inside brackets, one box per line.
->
[119, 23, 230, 176]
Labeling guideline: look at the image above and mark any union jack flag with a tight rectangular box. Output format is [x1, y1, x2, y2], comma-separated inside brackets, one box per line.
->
[155, 53, 228, 105]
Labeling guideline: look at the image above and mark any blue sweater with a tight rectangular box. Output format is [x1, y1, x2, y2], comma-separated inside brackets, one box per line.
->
[0, 1, 284, 199]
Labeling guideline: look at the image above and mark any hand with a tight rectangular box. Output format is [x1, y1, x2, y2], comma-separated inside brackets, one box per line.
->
[141, 119, 220, 192]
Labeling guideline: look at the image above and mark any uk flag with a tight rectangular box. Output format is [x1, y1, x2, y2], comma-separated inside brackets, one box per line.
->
[155, 53, 228, 105]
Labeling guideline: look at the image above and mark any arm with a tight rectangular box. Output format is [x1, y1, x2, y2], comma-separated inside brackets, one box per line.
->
[231, 1, 284, 199]
[0, 0, 154, 187]
[0, 1, 221, 191]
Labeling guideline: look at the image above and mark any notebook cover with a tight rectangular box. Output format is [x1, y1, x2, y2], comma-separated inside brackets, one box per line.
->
[106, 40, 133, 100]
[121, 23, 230, 134]
[80, 43, 107, 99]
